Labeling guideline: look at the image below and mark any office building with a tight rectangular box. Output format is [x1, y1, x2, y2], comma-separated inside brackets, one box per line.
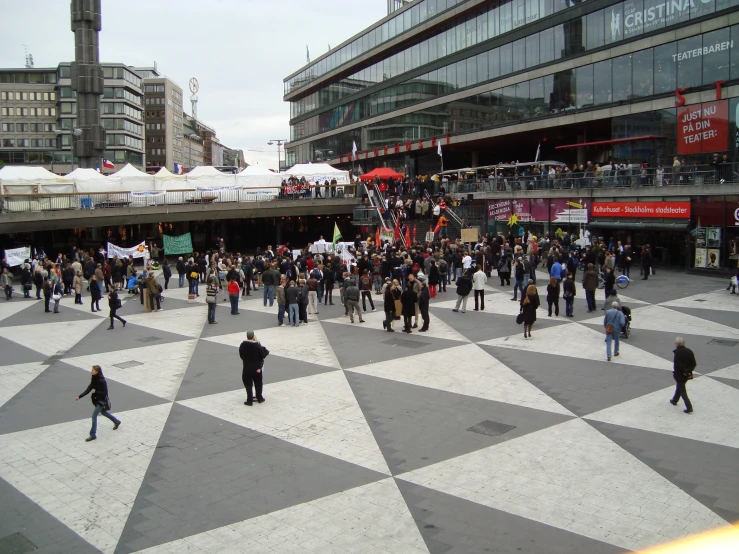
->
[0, 63, 145, 171]
[135, 66, 185, 172]
[284, 0, 739, 174]
[182, 114, 205, 169]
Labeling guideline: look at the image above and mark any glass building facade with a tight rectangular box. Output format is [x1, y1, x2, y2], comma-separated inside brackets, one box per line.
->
[284, 0, 739, 171]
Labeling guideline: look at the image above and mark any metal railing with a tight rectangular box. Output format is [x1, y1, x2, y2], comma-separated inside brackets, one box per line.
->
[442, 167, 738, 194]
[423, 189, 464, 229]
[362, 183, 388, 228]
[373, 185, 406, 247]
[0, 184, 359, 214]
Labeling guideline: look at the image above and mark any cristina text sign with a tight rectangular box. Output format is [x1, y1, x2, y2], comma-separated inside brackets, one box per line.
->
[677, 100, 729, 154]
[592, 202, 690, 218]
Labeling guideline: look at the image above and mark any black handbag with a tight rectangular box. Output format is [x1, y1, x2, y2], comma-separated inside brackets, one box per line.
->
[516, 313, 525, 325]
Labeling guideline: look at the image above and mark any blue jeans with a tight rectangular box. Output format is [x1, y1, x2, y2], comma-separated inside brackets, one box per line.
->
[606, 332, 620, 358]
[90, 405, 119, 437]
[565, 297, 574, 316]
[512, 279, 525, 300]
[264, 285, 275, 306]
[179, 274, 185, 287]
[229, 294, 239, 314]
[207, 302, 216, 323]
[278, 304, 286, 325]
[454, 267, 462, 281]
[318, 282, 324, 303]
[288, 303, 299, 326]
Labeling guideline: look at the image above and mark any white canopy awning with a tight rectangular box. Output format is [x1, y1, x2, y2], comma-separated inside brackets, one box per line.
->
[109, 163, 156, 192]
[236, 165, 282, 190]
[0, 166, 75, 194]
[154, 167, 188, 190]
[186, 166, 236, 189]
[281, 163, 349, 184]
[66, 168, 123, 193]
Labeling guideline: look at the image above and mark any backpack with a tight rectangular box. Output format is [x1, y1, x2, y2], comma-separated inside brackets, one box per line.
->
[438, 259, 448, 274]
[190, 271, 198, 279]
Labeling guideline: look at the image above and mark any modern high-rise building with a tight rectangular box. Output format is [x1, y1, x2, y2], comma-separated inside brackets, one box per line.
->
[283, 0, 739, 175]
[135, 66, 185, 172]
[0, 63, 145, 172]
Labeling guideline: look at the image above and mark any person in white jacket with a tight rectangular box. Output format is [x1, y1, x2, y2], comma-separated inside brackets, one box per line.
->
[473, 265, 487, 311]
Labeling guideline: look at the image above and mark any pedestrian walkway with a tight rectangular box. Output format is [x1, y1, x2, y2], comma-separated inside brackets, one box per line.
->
[0, 273, 738, 553]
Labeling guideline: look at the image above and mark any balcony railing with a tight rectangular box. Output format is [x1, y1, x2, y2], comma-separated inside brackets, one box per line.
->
[0, 184, 358, 214]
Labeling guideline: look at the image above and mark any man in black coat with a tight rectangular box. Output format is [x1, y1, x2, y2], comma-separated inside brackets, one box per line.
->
[641, 246, 652, 280]
[239, 331, 269, 406]
[671, 337, 695, 413]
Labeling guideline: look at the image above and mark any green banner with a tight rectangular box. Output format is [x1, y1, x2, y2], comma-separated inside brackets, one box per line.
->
[163, 233, 193, 255]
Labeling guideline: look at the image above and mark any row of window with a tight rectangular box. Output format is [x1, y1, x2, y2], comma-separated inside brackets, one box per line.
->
[0, 91, 56, 101]
[104, 87, 143, 105]
[58, 65, 143, 89]
[286, 0, 474, 95]
[0, 72, 56, 84]
[101, 102, 143, 120]
[145, 84, 165, 93]
[0, 107, 56, 117]
[145, 110, 166, 118]
[102, 118, 143, 135]
[145, 96, 167, 105]
[1, 138, 56, 148]
[148, 148, 166, 156]
[295, 38, 739, 163]
[146, 123, 167, 130]
[291, 24, 739, 141]
[105, 134, 143, 149]
[290, 0, 738, 119]
[1, 123, 55, 133]
[148, 136, 166, 143]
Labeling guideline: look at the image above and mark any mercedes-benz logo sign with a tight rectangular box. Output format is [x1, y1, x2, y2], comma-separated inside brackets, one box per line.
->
[189, 77, 199, 94]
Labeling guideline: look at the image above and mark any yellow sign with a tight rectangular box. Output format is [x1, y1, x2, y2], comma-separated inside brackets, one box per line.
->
[567, 201, 583, 209]
[507, 213, 519, 227]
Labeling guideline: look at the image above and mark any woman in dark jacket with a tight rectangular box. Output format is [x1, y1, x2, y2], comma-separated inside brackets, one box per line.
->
[382, 278, 398, 332]
[520, 283, 540, 339]
[562, 272, 576, 317]
[239, 331, 269, 405]
[323, 268, 335, 305]
[90, 275, 102, 312]
[107, 290, 126, 330]
[546, 276, 560, 317]
[162, 259, 172, 290]
[75, 365, 121, 441]
[603, 267, 616, 299]
[400, 287, 418, 333]
[427, 260, 440, 297]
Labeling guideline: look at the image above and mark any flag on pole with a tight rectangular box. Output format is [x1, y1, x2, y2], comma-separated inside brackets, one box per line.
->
[352, 141, 357, 161]
[437, 143, 442, 157]
[102, 159, 115, 169]
[405, 225, 410, 246]
[332, 222, 342, 247]
[174, 163, 184, 175]
[535, 142, 541, 162]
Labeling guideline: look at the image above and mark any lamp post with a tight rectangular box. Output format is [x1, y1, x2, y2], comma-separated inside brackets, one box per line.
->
[267, 139, 288, 172]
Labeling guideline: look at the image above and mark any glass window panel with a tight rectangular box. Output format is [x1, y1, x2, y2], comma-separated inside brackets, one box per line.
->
[593, 60, 612, 105]
[419, 40, 429, 66]
[456, 22, 465, 51]
[405, 48, 413, 73]
[550, 70, 573, 111]
[513, 38, 526, 72]
[428, 35, 438, 63]
[457, 60, 467, 88]
[632, 48, 653, 98]
[479, 12, 488, 41]
[574, 64, 594, 108]
[553, 24, 565, 60]
[562, 17, 586, 57]
[716, 0, 739, 9]
[437, 66, 449, 94]
[351, 40, 359, 59]
[623, 0, 643, 40]
[612, 54, 632, 101]
[500, 43, 513, 75]
[702, 28, 731, 85]
[642, 0, 665, 34]
[691, 0, 715, 19]
[732, 25, 739, 81]
[361, 33, 369, 55]
[489, 47, 500, 79]
[499, 2, 512, 34]
[653, 42, 677, 93]
[552, 0, 568, 13]
[526, 0, 540, 24]
[529, 77, 546, 115]
[488, 6, 499, 38]
[586, 10, 604, 50]
[526, 33, 539, 68]
[419, 1, 428, 22]
[604, 4, 623, 45]
[404, 9, 411, 33]
[411, 4, 420, 27]
[677, 35, 702, 89]
[381, 22, 388, 42]
[512, 0, 526, 28]
[465, 16, 476, 48]
[477, 51, 489, 82]
[447, 27, 456, 55]
[539, 0, 553, 17]
[411, 43, 420, 70]
[467, 56, 477, 85]
[447, 63, 458, 89]
[540, 27, 554, 64]
[517, 81, 531, 117]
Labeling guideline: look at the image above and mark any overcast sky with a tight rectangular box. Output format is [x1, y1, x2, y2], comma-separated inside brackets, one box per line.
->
[0, 0, 388, 170]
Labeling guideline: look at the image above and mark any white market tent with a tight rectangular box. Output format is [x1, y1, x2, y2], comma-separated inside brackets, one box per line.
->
[236, 165, 281, 200]
[153, 167, 187, 190]
[66, 168, 123, 193]
[0, 165, 75, 194]
[109, 163, 156, 192]
[281, 163, 349, 184]
[186, 165, 236, 188]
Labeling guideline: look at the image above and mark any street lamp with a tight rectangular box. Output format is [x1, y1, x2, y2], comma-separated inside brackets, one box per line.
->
[267, 139, 288, 172]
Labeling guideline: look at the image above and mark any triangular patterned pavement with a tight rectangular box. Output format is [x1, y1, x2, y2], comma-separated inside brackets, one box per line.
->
[115, 403, 386, 554]
[398, 418, 727, 552]
[660, 304, 739, 330]
[345, 371, 573, 475]
[479, 322, 674, 371]
[62, 340, 199, 401]
[0, 402, 172, 554]
[0, 299, 51, 325]
[0, 318, 104, 357]
[0, 361, 48, 409]
[179, 370, 392, 475]
[120, 306, 205, 338]
[204, 322, 341, 369]
[0, 335, 47, 366]
[660, 290, 736, 312]
[348, 343, 573, 416]
[585, 376, 739, 449]
[68, 320, 192, 357]
[707, 362, 739, 382]
[132, 477, 428, 554]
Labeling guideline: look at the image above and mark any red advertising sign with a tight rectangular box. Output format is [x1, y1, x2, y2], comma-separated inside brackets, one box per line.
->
[487, 199, 589, 223]
[677, 100, 729, 154]
[592, 202, 690, 219]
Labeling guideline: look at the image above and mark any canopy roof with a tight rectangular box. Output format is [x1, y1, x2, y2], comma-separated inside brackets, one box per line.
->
[359, 167, 403, 181]
[65, 168, 123, 193]
[0, 165, 74, 194]
[238, 165, 275, 175]
[281, 163, 350, 184]
[109, 163, 156, 191]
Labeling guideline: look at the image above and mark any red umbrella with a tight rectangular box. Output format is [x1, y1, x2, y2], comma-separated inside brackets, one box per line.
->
[359, 167, 404, 182]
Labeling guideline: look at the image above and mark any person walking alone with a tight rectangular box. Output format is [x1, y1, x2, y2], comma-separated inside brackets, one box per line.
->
[107, 290, 126, 330]
[603, 301, 626, 361]
[563, 272, 576, 317]
[546, 277, 560, 317]
[671, 337, 695, 413]
[582, 263, 598, 313]
[359, 269, 375, 312]
[239, 331, 269, 406]
[473, 265, 487, 310]
[345, 279, 364, 324]
[206, 276, 219, 324]
[75, 365, 121, 442]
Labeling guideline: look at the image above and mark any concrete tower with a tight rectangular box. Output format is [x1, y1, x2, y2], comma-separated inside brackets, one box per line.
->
[70, 0, 105, 169]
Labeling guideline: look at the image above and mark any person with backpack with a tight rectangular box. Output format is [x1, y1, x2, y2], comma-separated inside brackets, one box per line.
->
[452, 269, 473, 313]
[437, 257, 448, 292]
[107, 290, 126, 330]
[359, 269, 375, 312]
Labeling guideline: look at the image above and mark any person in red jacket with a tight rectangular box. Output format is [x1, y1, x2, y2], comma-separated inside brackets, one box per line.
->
[227, 277, 240, 315]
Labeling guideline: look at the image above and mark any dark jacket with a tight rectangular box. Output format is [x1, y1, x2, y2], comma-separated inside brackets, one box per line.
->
[673, 345, 696, 383]
[239, 340, 269, 372]
[285, 285, 300, 304]
[400, 289, 418, 316]
[562, 277, 576, 297]
[521, 292, 540, 324]
[78, 373, 111, 408]
[546, 282, 560, 303]
[582, 269, 599, 291]
[108, 291, 121, 310]
[162, 264, 172, 279]
[383, 285, 398, 312]
[262, 269, 280, 287]
[176, 259, 186, 275]
[604, 271, 616, 291]
[418, 286, 430, 310]
[427, 266, 440, 286]
[345, 284, 360, 302]
[456, 274, 473, 296]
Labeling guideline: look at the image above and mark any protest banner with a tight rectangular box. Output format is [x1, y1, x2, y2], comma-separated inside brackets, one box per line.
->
[107, 241, 146, 259]
[163, 233, 193, 255]
[4, 246, 30, 266]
